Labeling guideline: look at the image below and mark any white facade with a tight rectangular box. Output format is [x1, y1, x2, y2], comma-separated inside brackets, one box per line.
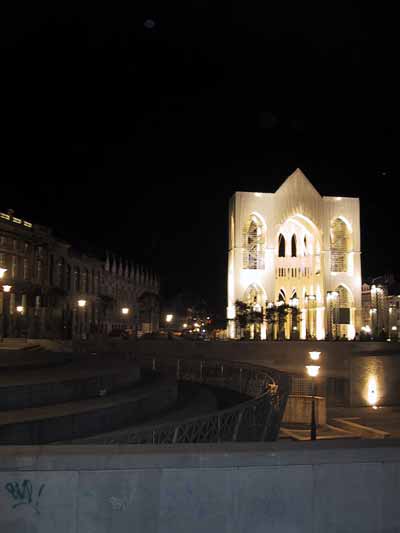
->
[227, 169, 362, 340]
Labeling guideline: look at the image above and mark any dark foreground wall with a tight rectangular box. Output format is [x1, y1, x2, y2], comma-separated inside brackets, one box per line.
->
[1, 441, 400, 533]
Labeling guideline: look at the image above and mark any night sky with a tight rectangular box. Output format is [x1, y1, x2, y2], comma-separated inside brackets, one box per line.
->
[1, 4, 397, 314]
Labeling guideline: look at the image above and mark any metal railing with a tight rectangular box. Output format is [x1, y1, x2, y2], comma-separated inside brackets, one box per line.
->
[93, 357, 289, 444]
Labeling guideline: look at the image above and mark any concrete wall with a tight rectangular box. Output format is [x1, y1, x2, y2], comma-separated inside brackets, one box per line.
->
[1, 440, 400, 532]
[282, 396, 327, 426]
[131, 339, 400, 377]
[350, 355, 400, 407]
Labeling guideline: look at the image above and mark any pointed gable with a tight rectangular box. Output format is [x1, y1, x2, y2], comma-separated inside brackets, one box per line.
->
[275, 168, 321, 199]
[273, 168, 322, 228]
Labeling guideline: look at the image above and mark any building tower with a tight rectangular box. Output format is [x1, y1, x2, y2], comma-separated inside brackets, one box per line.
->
[227, 169, 362, 340]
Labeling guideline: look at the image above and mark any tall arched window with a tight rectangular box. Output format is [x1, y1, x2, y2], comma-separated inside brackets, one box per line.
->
[333, 285, 354, 338]
[66, 264, 71, 291]
[57, 257, 65, 288]
[278, 289, 286, 303]
[278, 234, 286, 257]
[245, 284, 264, 307]
[291, 234, 297, 257]
[331, 218, 350, 272]
[242, 215, 265, 269]
[81, 268, 89, 293]
[74, 266, 80, 291]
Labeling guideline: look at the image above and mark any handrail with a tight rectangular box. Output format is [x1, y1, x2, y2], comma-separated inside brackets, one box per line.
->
[88, 357, 289, 444]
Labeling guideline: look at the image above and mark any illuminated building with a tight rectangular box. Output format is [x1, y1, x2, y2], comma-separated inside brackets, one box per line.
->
[0, 209, 159, 339]
[227, 169, 362, 340]
[362, 275, 400, 340]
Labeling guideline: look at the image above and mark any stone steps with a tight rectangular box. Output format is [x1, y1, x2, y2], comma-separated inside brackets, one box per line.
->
[0, 359, 141, 410]
[0, 374, 178, 445]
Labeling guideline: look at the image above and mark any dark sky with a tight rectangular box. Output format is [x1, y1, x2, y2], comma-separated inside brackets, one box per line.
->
[1, 4, 397, 314]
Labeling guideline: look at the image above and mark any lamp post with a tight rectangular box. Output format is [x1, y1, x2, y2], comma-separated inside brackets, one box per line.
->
[327, 291, 339, 339]
[77, 299, 87, 340]
[306, 363, 320, 441]
[0, 268, 7, 340]
[16, 305, 24, 338]
[289, 297, 300, 339]
[1, 283, 12, 340]
[121, 307, 130, 337]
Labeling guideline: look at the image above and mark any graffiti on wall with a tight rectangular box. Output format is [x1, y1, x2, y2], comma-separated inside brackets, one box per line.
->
[4, 480, 45, 515]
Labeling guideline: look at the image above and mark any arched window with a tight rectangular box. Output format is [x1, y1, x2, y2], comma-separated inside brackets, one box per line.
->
[66, 264, 71, 291]
[278, 289, 286, 303]
[57, 257, 65, 288]
[244, 284, 264, 312]
[291, 234, 297, 257]
[74, 266, 80, 291]
[278, 234, 286, 257]
[304, 236, 307, 256]
[333, 285, 354, 338]
[243, 215, 265, 269]
[331, 218, 350, 272]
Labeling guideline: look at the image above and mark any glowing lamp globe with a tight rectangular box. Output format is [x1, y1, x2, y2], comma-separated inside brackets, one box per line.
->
[306, 365, 320, 378]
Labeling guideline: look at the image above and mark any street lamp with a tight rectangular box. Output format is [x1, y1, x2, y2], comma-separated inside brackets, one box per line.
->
[121, 307, 129, 315]
[306, 364, 320, 441]
[77, 300, 87, 340]
[0, 268, 7, 279]
[16, 306, 24, 338]
[166, 314, 173, 323]
[1, 284, 12, 340]
[309, 351, 321, 361]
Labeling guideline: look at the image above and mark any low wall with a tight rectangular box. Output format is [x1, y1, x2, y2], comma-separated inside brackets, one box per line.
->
[1, 440, 399, 532]
[282, 396, 327, 426]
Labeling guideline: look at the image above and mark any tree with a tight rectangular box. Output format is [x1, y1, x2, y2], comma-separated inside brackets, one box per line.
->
[235, 300, 250, 339]
[290, 305, 301, 339]
[265, 304, 278, 340]
[248, 307, 264, 340]
[277, 304, 290, 340]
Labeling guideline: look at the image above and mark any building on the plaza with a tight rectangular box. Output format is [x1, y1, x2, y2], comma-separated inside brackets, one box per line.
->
[0, 209, 160, 339]
[361, 274, 400, 340]
[227, 169, 362, 340]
